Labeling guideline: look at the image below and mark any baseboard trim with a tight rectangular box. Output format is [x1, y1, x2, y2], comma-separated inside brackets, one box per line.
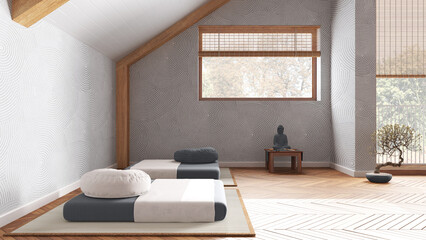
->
[329, 163, 369, 177]
[219, 161, 371, 177]
[221, 161, 371, 177]
[219, 161, 330, 168]
[0, 179, 80, 228]
[330, 163, 355, 177]
[0, 162, 117, 228]
[352, 170, 370, 178]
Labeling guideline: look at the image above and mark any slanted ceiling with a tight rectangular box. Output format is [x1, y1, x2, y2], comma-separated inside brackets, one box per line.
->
[44, 0, 210, 61]
[23, 0, 230, 168]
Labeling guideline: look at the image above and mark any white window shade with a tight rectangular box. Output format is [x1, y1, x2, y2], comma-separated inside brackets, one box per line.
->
[377, 0, 426, 77]
[199, 26, 320, 57]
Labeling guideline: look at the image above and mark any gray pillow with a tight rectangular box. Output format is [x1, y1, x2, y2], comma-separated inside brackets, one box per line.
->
[174, 147, 218, 163]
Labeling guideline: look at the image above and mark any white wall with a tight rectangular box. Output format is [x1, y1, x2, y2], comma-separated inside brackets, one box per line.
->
[0, 0, 115, 225]
[330, 0, 356, 170]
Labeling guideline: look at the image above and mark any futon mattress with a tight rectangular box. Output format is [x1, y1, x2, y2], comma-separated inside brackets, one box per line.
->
[63, 179, 227, 222]
[129, 159, 220, 179]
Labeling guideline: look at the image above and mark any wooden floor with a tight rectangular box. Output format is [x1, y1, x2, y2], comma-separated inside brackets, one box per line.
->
[1, 168, 426, 239]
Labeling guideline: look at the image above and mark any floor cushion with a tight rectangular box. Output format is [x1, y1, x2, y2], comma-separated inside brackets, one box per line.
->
[174, 147, 218, 163]
[64, 179, 227, 222]
[80, 169, 151, 198]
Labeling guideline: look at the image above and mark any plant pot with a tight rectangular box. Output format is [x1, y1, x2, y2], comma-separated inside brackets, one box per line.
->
[366, 172, 392, 183]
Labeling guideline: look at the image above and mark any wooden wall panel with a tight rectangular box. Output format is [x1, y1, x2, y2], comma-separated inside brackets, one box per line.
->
[116, 64, 129, 169]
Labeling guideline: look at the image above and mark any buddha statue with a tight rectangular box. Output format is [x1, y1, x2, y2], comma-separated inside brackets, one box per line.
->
[273, 125, 291, 150]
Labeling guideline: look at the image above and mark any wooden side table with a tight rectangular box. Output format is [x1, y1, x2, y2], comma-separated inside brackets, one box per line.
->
[264, 148, 303, 173]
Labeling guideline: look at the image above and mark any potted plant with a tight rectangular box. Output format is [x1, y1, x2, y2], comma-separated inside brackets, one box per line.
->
[367, 124, 422, 183]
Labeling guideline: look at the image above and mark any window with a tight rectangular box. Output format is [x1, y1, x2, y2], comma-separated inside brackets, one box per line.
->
[376, 0, 426, 164]
[198, 26, 320, 100]
[376, 0, 425, 77]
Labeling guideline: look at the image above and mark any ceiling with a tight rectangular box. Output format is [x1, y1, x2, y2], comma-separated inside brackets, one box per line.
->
[45, 0, 210, 61]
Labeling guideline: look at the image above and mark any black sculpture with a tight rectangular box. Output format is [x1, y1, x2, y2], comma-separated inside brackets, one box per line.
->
[273, 125, 291, 150]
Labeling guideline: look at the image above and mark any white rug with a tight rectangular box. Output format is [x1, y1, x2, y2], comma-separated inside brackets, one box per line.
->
[232, 194, 426, 240]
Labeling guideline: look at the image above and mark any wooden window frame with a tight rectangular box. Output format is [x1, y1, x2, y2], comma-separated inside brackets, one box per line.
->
[198, 25, 320, 101]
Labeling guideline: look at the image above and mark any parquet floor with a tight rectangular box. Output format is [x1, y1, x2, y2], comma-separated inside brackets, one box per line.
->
[1, 168, 426, 240]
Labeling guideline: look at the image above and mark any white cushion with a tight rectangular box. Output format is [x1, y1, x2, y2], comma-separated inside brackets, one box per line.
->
[80, 169, 151, 198]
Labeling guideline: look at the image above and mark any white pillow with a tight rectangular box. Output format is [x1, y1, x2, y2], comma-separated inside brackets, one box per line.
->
[80, 169, 151, 198]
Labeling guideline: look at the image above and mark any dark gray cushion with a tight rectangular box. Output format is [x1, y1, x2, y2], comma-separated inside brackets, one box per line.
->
[214, 180, 227, 221]
[63, 194, 137, 222]
[177, 162, 220, 179]
[174, 147, 218, 163]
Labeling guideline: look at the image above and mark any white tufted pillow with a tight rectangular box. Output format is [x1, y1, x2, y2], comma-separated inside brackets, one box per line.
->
[80, 169, 151, 198]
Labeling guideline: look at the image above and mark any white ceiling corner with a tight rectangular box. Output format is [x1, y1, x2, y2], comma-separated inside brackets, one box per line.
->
[45, 0, 210, 61]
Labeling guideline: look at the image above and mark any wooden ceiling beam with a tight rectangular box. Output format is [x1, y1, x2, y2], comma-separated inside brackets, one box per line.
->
[12, 0, 69, 28]
[116, 0, 230, 169]
[117, 0, 230, 67]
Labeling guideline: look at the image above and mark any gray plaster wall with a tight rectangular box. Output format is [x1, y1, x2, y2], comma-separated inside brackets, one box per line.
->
[355, 0, 376, 172]
[130, 0, 334, 164]
[0, 0, 115, 216]
[330, 0, 376, 173]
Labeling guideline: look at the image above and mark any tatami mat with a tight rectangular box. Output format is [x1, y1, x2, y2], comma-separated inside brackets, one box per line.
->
[7, 189, 254, 237]
[221, 167, 237, 187]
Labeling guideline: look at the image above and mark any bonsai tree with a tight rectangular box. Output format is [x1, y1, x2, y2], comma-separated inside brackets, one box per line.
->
[372, 124, 422, 173]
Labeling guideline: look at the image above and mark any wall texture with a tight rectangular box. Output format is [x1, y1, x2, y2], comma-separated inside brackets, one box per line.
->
[0, 0, 115, 216]
[330, 0, 356, 170]
[330, 0, 376, 174]
[354, 0, 376, 172]
[130, 0, 333, 164]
